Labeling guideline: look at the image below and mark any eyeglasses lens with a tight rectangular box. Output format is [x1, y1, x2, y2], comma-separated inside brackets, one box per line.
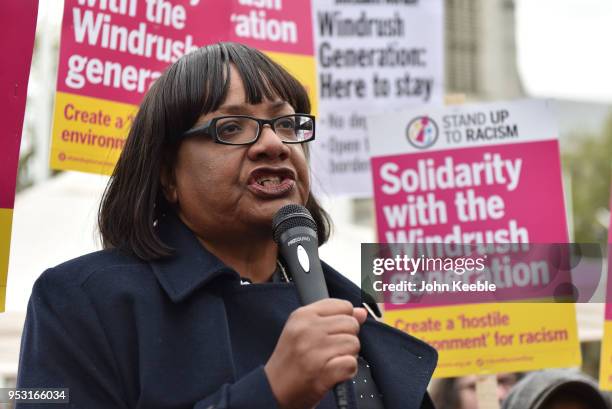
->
[274, 115, 314, 143]
[216, 117, 259, 144]
[215, 115, 314, 144]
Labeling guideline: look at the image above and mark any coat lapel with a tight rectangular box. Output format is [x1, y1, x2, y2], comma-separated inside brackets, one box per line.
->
[150, 212, 238, 303]
[324, 262, 438, 409]
[359, 320, 437, 409]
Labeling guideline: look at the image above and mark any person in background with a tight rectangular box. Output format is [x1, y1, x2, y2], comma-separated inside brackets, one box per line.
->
[502, 369, 610, 409]
[430, 373, 521, 409]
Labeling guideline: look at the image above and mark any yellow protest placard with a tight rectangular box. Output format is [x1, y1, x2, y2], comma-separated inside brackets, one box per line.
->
[601, 321, 612, 390]
[0, 208, 14, 311]
[385, 303, 580, 377]
[50, 92, 136, 175]
[51, 0, 318, 175]
[600, 197, 612, 390]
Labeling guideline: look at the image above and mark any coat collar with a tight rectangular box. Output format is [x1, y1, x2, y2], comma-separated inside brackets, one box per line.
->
[150, 212, 437, 408]
[149, 212, 238, 302]
[149, 211, 381, 305]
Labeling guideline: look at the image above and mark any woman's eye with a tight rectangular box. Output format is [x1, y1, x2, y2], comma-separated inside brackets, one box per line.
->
[218, 123, 243, 135]
[277, 118, 295, 129]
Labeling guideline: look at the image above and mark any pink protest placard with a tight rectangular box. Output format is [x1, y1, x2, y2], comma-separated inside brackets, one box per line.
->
[607, 196, 612, 321]
[56, 0, 313, 105]
[373, 141, 567, 242]
[51, 0, 316, 174]
[370, 99, 567, 246]
[0, 0, 39, 311]
[370, 100, 571, 308]
[0, 0, 39, 209]
[367, 100, 581, 377]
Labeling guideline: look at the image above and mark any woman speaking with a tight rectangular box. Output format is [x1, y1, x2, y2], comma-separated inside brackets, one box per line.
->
[16, 42, 437, 409]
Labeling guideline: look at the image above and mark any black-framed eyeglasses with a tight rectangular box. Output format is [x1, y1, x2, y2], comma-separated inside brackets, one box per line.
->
[182, 114, 316, 146]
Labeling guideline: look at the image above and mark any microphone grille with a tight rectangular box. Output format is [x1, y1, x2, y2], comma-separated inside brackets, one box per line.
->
[272, 204, 317, 243]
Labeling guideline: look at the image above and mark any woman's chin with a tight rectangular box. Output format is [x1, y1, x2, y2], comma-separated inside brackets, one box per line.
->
[248, 199, 303, 226]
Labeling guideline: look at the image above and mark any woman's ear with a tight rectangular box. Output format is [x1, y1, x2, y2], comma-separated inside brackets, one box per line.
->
[160, 165, 178, 204]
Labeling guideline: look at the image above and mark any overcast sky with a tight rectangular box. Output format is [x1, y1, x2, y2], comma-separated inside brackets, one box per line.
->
[516, 0, 612, 103]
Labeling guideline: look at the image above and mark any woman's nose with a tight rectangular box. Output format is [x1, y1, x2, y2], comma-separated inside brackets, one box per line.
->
[247, 125, 290, 161]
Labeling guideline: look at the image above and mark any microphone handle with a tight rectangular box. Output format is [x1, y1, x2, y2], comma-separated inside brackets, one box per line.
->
[278, 226, 352, 409]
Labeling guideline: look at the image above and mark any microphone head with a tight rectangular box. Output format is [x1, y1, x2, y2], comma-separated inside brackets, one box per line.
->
[272, 204, 317, 244]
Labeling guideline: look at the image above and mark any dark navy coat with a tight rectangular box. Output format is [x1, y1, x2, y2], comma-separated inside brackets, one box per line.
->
[16, 212, 437, 409]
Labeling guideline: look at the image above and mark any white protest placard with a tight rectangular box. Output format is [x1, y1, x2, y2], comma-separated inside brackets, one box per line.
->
[310, 0, 444, 197]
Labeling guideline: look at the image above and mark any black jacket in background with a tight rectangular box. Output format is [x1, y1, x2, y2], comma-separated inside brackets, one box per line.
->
[16, 212, 437, 409]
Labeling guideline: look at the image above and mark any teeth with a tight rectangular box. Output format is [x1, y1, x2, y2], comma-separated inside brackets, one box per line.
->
[257, 176, 281, 186]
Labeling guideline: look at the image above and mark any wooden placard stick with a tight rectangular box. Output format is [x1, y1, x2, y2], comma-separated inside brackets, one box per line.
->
[444, 93, 468, 105]
[476, 375, 500, 409]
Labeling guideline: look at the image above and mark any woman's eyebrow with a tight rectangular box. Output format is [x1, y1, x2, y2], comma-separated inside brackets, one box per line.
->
[216, 104, 248, 115]
[217, 101, 290, 116]
[268, 100, 291, 114]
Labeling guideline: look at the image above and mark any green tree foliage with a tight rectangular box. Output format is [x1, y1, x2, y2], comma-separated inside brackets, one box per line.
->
[562, 114, 612, 243]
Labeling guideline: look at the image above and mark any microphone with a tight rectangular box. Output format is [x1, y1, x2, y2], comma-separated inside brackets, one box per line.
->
[272, 204, 351, 409]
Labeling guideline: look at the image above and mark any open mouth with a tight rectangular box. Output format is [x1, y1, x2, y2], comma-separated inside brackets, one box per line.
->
[255, 175, 284, 187]
[247, 167, 296, 197]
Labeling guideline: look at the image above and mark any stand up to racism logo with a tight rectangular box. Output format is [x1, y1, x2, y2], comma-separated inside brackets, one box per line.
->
[406, 116, 439, 149]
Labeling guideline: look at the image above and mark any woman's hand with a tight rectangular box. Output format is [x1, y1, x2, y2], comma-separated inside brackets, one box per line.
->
[264, 299, 368, 409]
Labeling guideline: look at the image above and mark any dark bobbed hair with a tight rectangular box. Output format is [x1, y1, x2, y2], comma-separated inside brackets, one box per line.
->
[98, 42, 331, 260]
